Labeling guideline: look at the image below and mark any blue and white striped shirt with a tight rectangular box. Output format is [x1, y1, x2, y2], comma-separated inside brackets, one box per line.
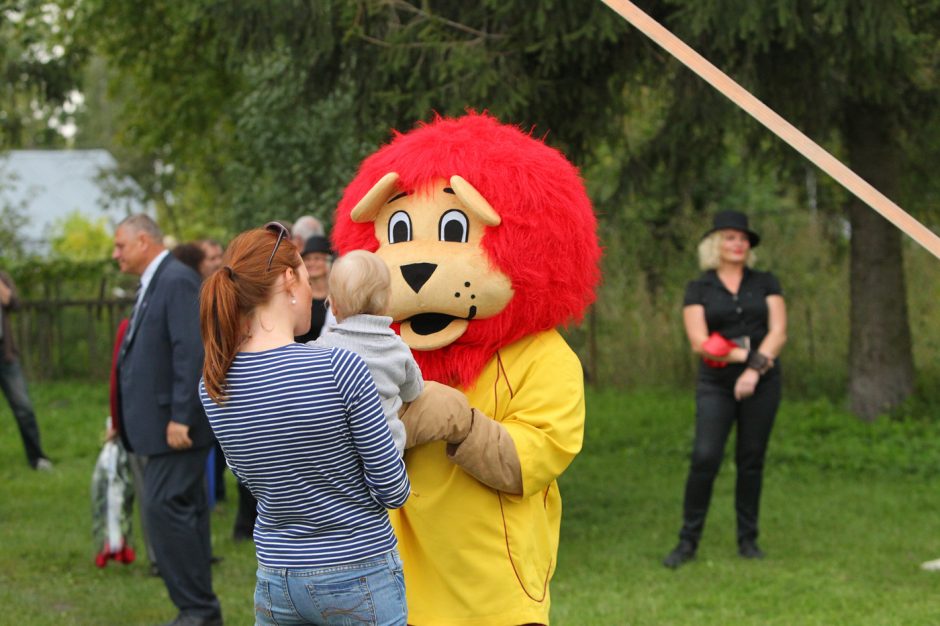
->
[199, 343, 410, 568]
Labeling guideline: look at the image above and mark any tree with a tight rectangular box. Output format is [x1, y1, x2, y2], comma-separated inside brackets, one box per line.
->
[72, 0, 636, 232]
[47, 211, 112, 261]
[614, 0, 940, 419]
[68, 0, 940, 413]
[0, 0, 85, 149]
[0, 159, 28, 259]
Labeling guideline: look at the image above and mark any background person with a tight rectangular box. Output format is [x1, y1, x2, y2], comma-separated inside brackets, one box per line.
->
[196, 238, 228, 502]
[106, 318, 158, 574]
[290, 214, 325, 251]
[293, 234, 333, 343]
[663, 210, 787, 569]
[0, 271, 52, 470]
[197, 239, 224, 279]
[112, 215, 222, 625]
[171, 243, 206, 277]
[199, 224, 409, 625]
[173, 240, 229, 505]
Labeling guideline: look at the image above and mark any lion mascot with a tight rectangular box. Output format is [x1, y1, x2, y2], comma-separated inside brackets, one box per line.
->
[332, 112, 601, 625]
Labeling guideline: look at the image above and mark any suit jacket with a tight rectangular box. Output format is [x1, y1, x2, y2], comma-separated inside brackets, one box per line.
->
[117, 255, 212, 456]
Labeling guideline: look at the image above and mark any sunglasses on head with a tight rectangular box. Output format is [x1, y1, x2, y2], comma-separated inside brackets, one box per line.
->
[264, 221, 290, 271]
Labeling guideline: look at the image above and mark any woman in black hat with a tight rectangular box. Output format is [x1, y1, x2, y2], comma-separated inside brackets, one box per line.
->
[663, 210, 788, 568]
[294, 235, 334, 344]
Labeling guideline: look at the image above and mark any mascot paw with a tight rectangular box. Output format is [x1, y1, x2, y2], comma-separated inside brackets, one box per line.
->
[400, 381, 472, 448]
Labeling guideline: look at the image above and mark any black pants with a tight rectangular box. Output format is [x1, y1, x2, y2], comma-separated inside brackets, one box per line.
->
[678, 374, 781, 546]
[143, 446, 221, 619]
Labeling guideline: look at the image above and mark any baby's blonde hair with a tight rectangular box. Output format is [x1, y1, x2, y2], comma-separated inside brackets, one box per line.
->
[328, 250, 391, 319]
[697, 230, 757, 270]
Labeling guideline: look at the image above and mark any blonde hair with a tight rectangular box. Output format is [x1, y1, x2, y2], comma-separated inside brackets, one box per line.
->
[697, 230, 757, 270]
[328, 250, 390, 319]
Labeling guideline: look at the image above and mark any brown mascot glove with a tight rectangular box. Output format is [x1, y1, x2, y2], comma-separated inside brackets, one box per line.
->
[447, 410, 523, 495]
[399, 381, 473, 448]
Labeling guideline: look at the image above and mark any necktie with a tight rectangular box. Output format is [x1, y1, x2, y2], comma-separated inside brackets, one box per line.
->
[120, 285, 143, 354]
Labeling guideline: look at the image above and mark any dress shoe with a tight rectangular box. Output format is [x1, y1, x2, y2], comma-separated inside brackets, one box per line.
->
[738, 540, 765, 559]
[161, 612, 223, 626]
[663, 540, 697, 569]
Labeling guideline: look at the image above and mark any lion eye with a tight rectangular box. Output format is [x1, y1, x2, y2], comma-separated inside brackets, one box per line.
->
[439, 210, 469, 243]
[388, 211, 413, 244]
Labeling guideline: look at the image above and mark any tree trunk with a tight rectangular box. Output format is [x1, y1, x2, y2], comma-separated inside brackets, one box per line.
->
[845, 103, 914, 420]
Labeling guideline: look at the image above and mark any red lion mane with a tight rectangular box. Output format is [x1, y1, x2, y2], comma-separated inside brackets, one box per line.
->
[332, 112, 601, 388]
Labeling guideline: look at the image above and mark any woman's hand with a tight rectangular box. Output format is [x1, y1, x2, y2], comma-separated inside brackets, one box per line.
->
[734, 369, 760, 401]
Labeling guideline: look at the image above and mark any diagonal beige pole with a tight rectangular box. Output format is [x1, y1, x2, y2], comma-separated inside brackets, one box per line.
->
[600, 0, 940, 260]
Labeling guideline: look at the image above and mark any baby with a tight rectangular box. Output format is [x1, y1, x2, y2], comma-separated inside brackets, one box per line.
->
[314, 250, 421, 455]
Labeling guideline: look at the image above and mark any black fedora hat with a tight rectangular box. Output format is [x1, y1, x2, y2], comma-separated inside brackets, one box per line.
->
[702, 210, 760, 248]
[301, 235, 333, 257]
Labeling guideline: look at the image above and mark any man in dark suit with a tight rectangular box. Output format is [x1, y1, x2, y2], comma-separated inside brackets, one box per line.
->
[113, 215, 222, 626]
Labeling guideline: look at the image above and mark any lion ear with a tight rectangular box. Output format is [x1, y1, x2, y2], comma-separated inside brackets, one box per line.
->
[449, 175, 500, 226]
[351, 172, 401, 223]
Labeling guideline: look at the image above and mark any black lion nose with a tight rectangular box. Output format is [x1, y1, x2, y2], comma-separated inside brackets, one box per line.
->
[400, 263, 437, 293]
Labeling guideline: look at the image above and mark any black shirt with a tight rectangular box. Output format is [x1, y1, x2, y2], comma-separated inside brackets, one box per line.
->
[294, 297, 328, 344]
[683, 268, 783, 382]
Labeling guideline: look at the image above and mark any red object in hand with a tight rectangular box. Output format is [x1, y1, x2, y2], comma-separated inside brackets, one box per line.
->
[702, 332, 737, 368]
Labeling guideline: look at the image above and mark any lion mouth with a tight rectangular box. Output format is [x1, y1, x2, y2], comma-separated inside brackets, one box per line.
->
[406, 306, 478, 336]
[409, 313, 456, 336]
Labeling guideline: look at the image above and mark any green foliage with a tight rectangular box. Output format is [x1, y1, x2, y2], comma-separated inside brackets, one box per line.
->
[2, 257, 126, 300]
[69, 0, 639, 235]
[0, 0, 86, 149]
[47, 211, 112, 262]
[22, 0, 940, 407]
[0, 160, 28, 260]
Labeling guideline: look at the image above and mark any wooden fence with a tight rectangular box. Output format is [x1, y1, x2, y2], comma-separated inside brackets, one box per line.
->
[8, 297, 601, 383]
[11, 298, 134, 380]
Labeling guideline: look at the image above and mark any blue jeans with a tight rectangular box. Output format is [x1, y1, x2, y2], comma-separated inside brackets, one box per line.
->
[255, 551, 407, 626]
[0, 357, 47, 467]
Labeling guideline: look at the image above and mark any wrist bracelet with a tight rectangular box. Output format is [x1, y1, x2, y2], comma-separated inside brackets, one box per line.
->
[746, 350, 773, 375]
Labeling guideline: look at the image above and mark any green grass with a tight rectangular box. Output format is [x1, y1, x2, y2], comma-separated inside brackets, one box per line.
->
[2, 382, 940, 624]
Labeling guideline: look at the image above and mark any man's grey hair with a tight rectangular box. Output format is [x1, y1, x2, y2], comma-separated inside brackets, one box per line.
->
[292, 215, 324, 240]
[118, 214, 163, 242]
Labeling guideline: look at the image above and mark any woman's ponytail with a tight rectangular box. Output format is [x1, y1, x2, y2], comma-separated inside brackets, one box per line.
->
[198, 227, 301, 404]
[200, 266, 243, 404]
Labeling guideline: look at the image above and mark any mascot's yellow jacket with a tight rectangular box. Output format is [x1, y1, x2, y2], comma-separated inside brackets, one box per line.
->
[391, 329, 584, 626]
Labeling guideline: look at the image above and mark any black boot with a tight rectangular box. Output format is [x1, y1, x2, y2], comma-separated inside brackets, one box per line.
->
[663, 540, 697, 569]
[738, 540, 765, 559]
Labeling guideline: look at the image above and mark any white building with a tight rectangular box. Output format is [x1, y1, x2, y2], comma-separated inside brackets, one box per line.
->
[0, 149, 153, 252]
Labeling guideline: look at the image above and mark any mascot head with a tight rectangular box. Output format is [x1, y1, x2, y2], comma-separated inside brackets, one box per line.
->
[333, 112, 601, 388]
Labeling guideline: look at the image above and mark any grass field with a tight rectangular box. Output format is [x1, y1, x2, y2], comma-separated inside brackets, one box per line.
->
[2, 381, 940, 625]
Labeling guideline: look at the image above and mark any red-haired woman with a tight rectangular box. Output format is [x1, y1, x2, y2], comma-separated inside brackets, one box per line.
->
[664, 210, 787, 569]
[199, 224, 410, 625]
